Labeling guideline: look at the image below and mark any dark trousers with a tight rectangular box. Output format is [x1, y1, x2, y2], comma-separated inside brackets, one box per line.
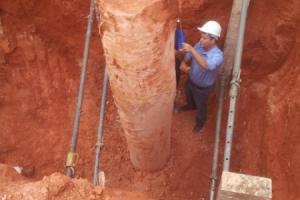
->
[184, 79, 213, 127]
[175, 57, 181, 89]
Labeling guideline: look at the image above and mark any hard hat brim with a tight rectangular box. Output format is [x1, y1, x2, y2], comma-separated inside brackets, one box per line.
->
[197, 27, 219, 38]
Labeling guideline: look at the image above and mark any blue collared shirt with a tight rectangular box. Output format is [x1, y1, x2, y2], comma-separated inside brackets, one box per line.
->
[186, 42, 224, 87]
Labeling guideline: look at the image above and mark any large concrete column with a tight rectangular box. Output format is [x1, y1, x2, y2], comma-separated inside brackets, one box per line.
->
[98, 1, 177, 171]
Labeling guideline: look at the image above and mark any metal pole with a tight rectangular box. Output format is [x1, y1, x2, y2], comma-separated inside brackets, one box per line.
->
[209, 74, 227, 200]
[209, 1, 247, 198]
[223, 0, 250, 172]
[92, 67, 109, 185]
[66, 0, 95, 177]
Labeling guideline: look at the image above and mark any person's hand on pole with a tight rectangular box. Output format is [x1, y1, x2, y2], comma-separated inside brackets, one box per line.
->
[182, 42, 194, 52]
[183, 42, 208, 69]
[179, 60, 190, 73]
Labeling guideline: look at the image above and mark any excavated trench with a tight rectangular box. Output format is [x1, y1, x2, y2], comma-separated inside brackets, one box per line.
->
[0, 0, 300, 199]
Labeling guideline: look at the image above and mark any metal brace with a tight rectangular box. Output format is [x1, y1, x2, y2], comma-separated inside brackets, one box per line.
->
[66, 152, 79, 168]
[95, 141, 104, 150]
[229, 70, 241, 97]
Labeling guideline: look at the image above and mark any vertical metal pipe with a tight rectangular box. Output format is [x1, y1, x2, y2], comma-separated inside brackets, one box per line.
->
[92, 67, 109, 185]
[209, 1, 246, 198]
[66, 0, 95, 177]
[223, 0, 250, 172]
[209, 74, 226, 200]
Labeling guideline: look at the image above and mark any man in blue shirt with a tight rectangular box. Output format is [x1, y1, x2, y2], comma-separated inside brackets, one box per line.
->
[180, 21, 224, 133]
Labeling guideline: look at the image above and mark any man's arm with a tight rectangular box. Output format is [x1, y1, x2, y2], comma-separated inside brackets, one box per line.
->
[182, 43, 208, 69]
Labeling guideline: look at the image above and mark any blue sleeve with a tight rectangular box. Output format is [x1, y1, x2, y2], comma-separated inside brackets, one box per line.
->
[206, 52, 224, 70]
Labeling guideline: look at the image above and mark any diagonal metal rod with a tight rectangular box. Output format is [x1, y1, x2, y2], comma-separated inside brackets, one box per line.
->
[223, 0, 250, 172]
[66, 0, 95, 177]
[91, 0, 109, 186]
[209, 0, 246, 199]
[92, 67, 109, 185]
[209, 74, 227, 200]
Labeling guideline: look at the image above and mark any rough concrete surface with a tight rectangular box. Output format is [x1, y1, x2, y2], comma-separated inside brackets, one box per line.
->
[217, 171, 272, 200]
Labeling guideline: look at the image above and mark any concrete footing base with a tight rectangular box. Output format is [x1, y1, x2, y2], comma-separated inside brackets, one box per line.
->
[217, 171, 272, 200]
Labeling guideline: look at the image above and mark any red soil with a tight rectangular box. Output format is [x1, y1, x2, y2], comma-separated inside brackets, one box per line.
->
[0, 0, 299, 199]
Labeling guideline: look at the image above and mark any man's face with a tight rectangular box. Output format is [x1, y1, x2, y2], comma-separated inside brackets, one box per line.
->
[199, 32, 216, 49]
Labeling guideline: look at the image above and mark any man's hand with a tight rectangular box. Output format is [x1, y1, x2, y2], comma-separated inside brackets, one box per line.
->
[182, 42, 194, 52]
[180, 62, 190, 73]
[183, 42, 208, 69]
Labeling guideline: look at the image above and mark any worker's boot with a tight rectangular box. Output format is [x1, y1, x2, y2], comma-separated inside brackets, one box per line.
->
[192, 123, 204, 134]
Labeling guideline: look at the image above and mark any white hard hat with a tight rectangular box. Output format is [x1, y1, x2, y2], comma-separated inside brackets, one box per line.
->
[197, 20, 222, 38]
